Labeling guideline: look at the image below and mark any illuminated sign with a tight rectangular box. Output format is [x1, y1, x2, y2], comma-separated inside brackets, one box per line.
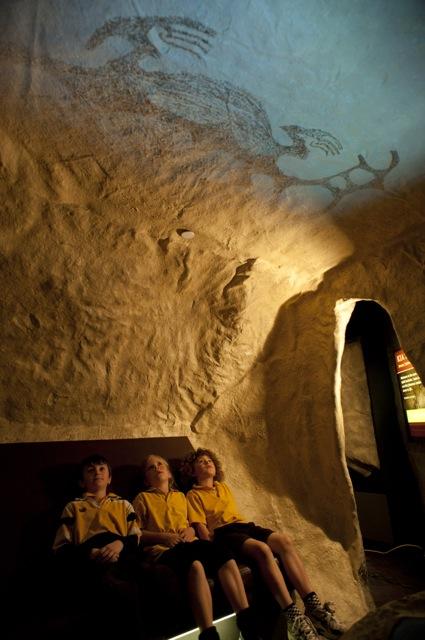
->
[395, 349, 425, 438]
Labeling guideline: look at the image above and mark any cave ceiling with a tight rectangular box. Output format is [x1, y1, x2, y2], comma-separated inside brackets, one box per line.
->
[0, 0, 424, 437]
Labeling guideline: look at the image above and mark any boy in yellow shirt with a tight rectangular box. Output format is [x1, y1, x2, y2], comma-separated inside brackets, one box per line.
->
[133, 454, 260, 640]
[53, 453, 142, 634]
[185, 449, 346, 640]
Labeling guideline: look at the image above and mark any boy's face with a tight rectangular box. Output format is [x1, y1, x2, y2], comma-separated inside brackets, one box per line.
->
[81, 462, 111, 494]
[193, 454, 216, 481]
[144, 455, 172, 487]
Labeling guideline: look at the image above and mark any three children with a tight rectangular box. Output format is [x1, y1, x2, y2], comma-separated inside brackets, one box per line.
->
[184, 448, 346, 640]
[53, 449, 346, 640]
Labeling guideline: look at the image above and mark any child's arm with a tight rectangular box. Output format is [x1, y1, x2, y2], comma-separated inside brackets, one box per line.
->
[141, 530, 182, 547]
[89, 502, 141, 563]
[179, 526, 196, 542]
[133, 492, 184, 547]
[52, 502, 81, 558]
[178, 499, 197, 541]
[186, 491, 212, 540]
[122, 501, 142, 551]
[193, 522, 212, 541]
[90, 539, 124, 563]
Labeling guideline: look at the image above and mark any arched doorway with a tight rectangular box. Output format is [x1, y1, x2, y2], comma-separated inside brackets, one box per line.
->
[340, 300, 424, 548]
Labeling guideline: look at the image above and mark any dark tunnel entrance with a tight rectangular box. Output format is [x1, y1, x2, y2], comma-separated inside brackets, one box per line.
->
[341, 300, 424, 549]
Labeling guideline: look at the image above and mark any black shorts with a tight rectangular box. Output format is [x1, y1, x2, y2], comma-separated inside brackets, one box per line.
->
[158, 539, 233, 578]
[214, 521, 274, 555]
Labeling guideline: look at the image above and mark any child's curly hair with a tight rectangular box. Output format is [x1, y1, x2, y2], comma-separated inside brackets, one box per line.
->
[181, 448, 224, 487]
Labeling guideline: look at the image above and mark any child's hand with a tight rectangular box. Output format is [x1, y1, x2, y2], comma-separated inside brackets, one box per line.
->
[164, 533, 182, 547]
[196, 523, 212, 541]
[95, 539, 124, 563]
[179, 527, 196, 542]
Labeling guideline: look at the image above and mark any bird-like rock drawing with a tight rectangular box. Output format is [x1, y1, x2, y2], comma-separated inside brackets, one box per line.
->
[84, 16, 399, 206]
[1, 15, 399, 207]
[85, 17, 343, 159]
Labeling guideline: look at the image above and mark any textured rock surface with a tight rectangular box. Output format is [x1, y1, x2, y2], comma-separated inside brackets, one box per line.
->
[341, 591, 425, 639]
[1, 0, 425, 627]
[341, 341, 380, 474]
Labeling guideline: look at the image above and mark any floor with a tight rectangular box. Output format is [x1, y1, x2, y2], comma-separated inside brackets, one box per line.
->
[364, 543, 425, 607]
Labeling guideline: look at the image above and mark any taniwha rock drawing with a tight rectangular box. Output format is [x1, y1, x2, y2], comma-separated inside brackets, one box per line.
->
[1, 15, 399, 207]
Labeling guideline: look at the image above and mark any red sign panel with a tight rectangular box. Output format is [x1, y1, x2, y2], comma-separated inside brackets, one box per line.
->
[395, 349, 425, 438]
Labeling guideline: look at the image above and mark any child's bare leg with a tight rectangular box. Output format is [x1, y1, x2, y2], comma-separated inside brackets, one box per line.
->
[187, 560, 214, 630]
[217, 559, 249, 612]
[267, 532, 313, 598]
[218, 559, 261, 640]
[241, 539, 293, 608]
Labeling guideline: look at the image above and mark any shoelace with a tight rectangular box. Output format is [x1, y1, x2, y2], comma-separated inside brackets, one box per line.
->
[323, 602, 336, 615]
[310, 601, 343, 631]
[313, 601, 335, 619]
[291, 615, 318, 639]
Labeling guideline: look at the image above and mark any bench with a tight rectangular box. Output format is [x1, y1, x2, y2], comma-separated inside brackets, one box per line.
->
[0, 437, 282, 639]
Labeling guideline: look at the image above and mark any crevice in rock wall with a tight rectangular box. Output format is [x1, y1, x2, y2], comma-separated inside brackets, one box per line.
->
[157, 237, 170, 254]
[190, 402, 214, 434]
[176, 249, 191, 291]
[222, 258, 257, 295]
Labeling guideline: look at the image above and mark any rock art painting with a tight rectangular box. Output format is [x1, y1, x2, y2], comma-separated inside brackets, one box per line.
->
[2, 15, 399, 208]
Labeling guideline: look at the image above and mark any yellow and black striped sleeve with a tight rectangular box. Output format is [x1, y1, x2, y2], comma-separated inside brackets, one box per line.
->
[52, 502, 76, 553]
[124, 499, 141, 542]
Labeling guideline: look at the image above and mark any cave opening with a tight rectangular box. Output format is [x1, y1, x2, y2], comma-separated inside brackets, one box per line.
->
[341, 300, 424, 549]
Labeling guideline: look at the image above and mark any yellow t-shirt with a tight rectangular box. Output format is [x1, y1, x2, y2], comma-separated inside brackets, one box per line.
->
[132, 488, 190, 558]
[53, 492, 141, 551]
[186, 481, 245, 533]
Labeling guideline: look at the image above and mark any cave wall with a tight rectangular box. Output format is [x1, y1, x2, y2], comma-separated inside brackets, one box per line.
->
[1, 0, 425, 626]
[341, 340, 380, 474]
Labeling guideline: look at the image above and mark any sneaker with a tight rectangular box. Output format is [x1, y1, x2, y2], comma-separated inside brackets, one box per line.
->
[306, 602, 345, 639]
[287, 614, 319, 640]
